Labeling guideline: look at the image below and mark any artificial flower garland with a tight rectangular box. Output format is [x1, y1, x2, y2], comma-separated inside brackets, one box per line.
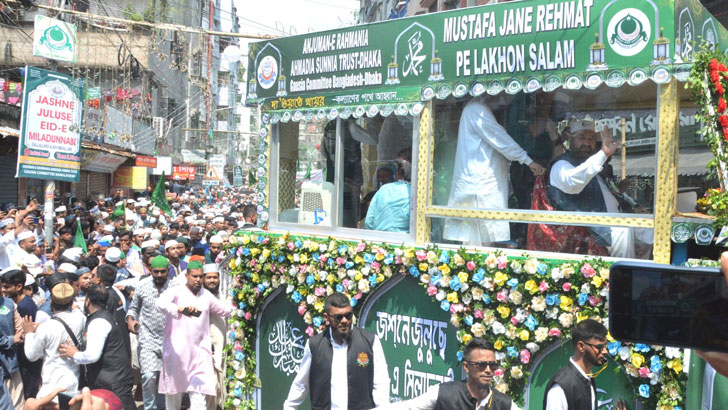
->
[223, 232, 686, 410]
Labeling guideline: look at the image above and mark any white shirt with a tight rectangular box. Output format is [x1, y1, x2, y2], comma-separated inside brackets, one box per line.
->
[544, 358, 596, 410]
[0, 231, 15, 269]
[389, 383, 521, 410]
[72, 314, 112, 364]
[283, 329, 390, 409]
[24, 309, 86, 398]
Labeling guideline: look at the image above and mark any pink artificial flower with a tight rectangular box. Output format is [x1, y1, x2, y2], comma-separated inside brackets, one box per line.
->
[250, 260, 257, 267]
[244, 312, 252, 321]
[355, 292, 363, 300]
[236, 248, 243, 256]
[427, 285, 438, 296]
[580, 263, 596, 278]
[297, 304, 306, 315]
[371, 261, 381, 271]
[356, 242, 367, 252]
[473, 309, 483, 319]
[336, 257, 346, 265]
[511, 316, 519, 325]
[562, 282, 572, 292]
[466, 261, 476, 271]
[261, 238, 269, 244]
[539, 281, 549, 292]
[588, 296, 601, 307]
[520, 349, 531, 364]
[287, 242, 295, 250]
[639, 367, 651, 378]
[549, 328, 562, 337]
[497, 256, 508, 269]
[496, 291, 509, 302]
[416, 250, 427, 261]
[234, 341, 242, 351]
[314, 287, 326, 297]
[298, 265, 308, 273]
[342, 279, 350, 288]
[319, 254, 327, 262]
[305, 326, 314, 337]
[494, 368, 505, 377]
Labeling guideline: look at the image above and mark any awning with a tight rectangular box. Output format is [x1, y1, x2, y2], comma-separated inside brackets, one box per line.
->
[81, 141, 134, 174]
[625, 148, 713, 177]
[0, 126, 19, 138]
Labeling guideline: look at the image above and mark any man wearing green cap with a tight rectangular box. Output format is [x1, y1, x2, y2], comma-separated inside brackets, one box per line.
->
[127, 255, 174, 410]
[156, 261, 231, 410]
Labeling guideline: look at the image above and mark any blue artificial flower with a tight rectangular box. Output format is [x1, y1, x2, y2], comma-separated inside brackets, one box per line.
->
[338, 245, 348, 254]
[336, 284, 345, 293]
[430, 273, 443, 286]
[238, 302, 247, 309]
[234, 351, 244, 361]
[345, 261, 355, 269]
[673, 407, 683, 410]
[291, 291, 303, 303]
[634, 343, 651, 353]
[507, 346, 518, 358]
[241, 248, 250, 256]
[472, 270, 485, 284]
[313, 316, 323, 327]
[369, 274, 378, 287]
[384, 254, 394, 265]
[278, 255, 285, 263]
[327, 258, 335, 267]
[649, 356, 663, 373]
[525, 315, 538, 331]
[233, 387, 243, 397]
[408, 265, 420, 278]
[607, 341, 621, 356]
[456, 351, 464, 362]
[440, 300, 451, 311]
[578, 293, 589, 306]
[506, 278, 519, 289]
[256, 284, 266, 293]
[363, 253, 375, 264]
[483, 294, 491, 304]
[306, 274, 315, 286]
[350, 298, 358, 307]
[464, 315, 474, 326]
[449, 277, 462, 292]
[638, 384, 650, 398]
[537, 263, 548, 275]
[439, 252, 450, 264]
[312, 252, 319, 261]
[545, 294, 559, 306]
[295, 240, 303, 248]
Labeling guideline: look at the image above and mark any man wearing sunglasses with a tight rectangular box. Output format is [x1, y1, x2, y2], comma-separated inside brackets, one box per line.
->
[544, 319, 626, 410]
[389, 338, 518, 410]
[284, 292, 390, 409]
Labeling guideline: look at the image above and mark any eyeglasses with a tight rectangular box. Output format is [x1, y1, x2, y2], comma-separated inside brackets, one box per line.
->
[583, 341, 607, 351]
[467, 361, 498, 371]
[151, 269, 168, 274]
[330, 312, 353, 321]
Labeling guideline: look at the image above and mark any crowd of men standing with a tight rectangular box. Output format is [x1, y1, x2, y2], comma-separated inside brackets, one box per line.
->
[0, 185, 258, 410]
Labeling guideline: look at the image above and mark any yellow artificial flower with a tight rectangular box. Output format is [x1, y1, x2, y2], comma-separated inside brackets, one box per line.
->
[497, 305, 510, 319]
[242, 235, 250, 245]
[494, 340, 504, 350]
[518, 330, 530, 341]
[250, 248, 260, 257]
[631, 353, 645, 368]
[404, 249, 415, 259]
[667, 358, 683, 373]
[592, 275, 604, 288]
[375, 253, 385, 261]
[261, 249, 271, 261]
[606, 332, 615, 342]
[419, 263, 429, 272]
[576, 312, 589, 323]
[524, 280, 538, 295]
[377, 274, 384, 283]
[328, 275, 336, 284]
[355, 272, 363, 281]
[494, 271, 509, 287]
[355, 256, 364, 264]
[453, 253, 465, 266]
[447, 292, 459, 303]
[251, 273, 260, 283]
[299, 287, 308, 296]
[458, 271, 469, 283]
[439, 264, 451, 275]
[314, 301, 324, 312]
[599, 267, 610, 280]
[559, 296, 573, 311]
[229, 259, 236, 269]
[462, 333, 473, 344]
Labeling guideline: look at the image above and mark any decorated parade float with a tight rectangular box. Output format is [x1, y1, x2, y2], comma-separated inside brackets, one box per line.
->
[223, 0, 728, 408]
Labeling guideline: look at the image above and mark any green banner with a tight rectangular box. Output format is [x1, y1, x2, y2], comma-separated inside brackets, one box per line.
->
[361, 276, 460, 402]
[17, 66, 83, 182]
[256, 289, 311, 409]
[246, 0, 712, 112]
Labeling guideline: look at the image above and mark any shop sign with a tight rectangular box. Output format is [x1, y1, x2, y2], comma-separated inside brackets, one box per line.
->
[136, 155, 157, 168]
[33, 15, 77, 63]
[112, 166, 147, 189]
[205, 154, 226, 184]
[81, 149, 127, 173]
[360, 276, 460, 401]
[233, 166, 244, 186]
[17, 66, 83, 182]
[171, 164, 196, 180]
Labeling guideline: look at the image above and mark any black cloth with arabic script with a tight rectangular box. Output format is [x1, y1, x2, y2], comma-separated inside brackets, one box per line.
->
[308, 326, 375, 410]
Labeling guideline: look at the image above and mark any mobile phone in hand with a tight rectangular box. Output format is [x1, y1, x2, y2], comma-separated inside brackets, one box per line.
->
[58, 391, 77, 410]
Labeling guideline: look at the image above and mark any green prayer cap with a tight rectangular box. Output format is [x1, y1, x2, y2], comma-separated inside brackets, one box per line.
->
[150, 255, 169, 269]
[187, 260, 203, 271]
[176, 237, 189, 245]
[120, 251, 126, 259]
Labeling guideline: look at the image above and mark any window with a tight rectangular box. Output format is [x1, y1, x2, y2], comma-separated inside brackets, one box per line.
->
[273, 115, 417, 236]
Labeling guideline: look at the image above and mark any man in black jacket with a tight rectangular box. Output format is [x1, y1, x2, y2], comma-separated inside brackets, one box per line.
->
[391, 338, 519, 410]
[284, 292, 390, 410]
[543, 319, 625, 410]
[59, 285, 135, 410]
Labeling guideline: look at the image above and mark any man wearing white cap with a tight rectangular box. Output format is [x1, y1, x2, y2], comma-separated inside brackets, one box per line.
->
[204, 236, 223, 264]
[9, 231, 39, 272]
[130, 241, 158, 277]
[202, 263, 226, 409]
[0, 267, 26, 409]
[548, 119, 651, 258]
[54, 206, 67, 218]
[164, 240, 187, 280]
[102, 224, 115, 236]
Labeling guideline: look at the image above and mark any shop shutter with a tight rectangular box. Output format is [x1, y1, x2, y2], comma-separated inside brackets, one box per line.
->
[87, 172, 109, 199]
[76, 171, 90, 201]
[0, 153, 18, 205]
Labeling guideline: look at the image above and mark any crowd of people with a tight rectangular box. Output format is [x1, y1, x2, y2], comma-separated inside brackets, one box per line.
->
[0, 184, 259, 410]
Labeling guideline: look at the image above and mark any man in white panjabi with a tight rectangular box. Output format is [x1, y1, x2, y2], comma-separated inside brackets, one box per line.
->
[443, 97, 545, 246]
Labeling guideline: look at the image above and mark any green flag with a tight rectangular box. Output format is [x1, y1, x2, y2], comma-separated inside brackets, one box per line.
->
[73, 218, 87, 254]
[111, 201, 125, 221]
[304, 161, 311, 180]
[151, 172, 173, 216]
[249, 169, 257, 185]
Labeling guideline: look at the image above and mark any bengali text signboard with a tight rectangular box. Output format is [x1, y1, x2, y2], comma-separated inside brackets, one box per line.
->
[361, 276, 460, 402]
[17, 67, 83, 182]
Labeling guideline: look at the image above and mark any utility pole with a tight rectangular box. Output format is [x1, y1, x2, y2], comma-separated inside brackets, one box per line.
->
[206, 0, 213, 135]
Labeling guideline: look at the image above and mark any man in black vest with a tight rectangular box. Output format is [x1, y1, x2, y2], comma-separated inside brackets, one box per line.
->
[284, 292, 390, 409]
[548, 119, 649, 259]
[543, 319, 625, 410]
[59, 285, 135, 410]
[391, 338, 519, 410]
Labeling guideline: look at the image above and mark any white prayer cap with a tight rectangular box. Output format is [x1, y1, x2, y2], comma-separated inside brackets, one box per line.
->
[218, 231, 229, 239]
[165, 240, 179, 248]
[133, 229, 145, 236]
[204, 213, 214, 219]
[99, 235, 115, 243]
[62, 247, 84, 262]
[127, 199, 136, 203]
[16, 231, 35, 242]
[58, 263, 78, 274]
[55, 206, 67, 213]
[116, 201, 124, 207]
[125, 210, 136, 219]
[144, 228, 154, 235]
[212, 216, 224, 223]
[25, 274, 35, 286]
[149, 217, 157, 225]
[22, 255, 43, 276]
[0, 219, 13, 228]
[150, 230, 162, 240]
[568, 119, 596, 134]
[209, 235, 223, 244]
[103, 224, 115, 232]
[230, 212, 239, 218]
[150, 239, 160, 248]
[105, 247, 121, 263]
[172, 203, 181, 208]
[152, 209, 160, 216]
[203, 263, 219, 274]
[184, 216, 195, 223]
[141, 240, 156, 250]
